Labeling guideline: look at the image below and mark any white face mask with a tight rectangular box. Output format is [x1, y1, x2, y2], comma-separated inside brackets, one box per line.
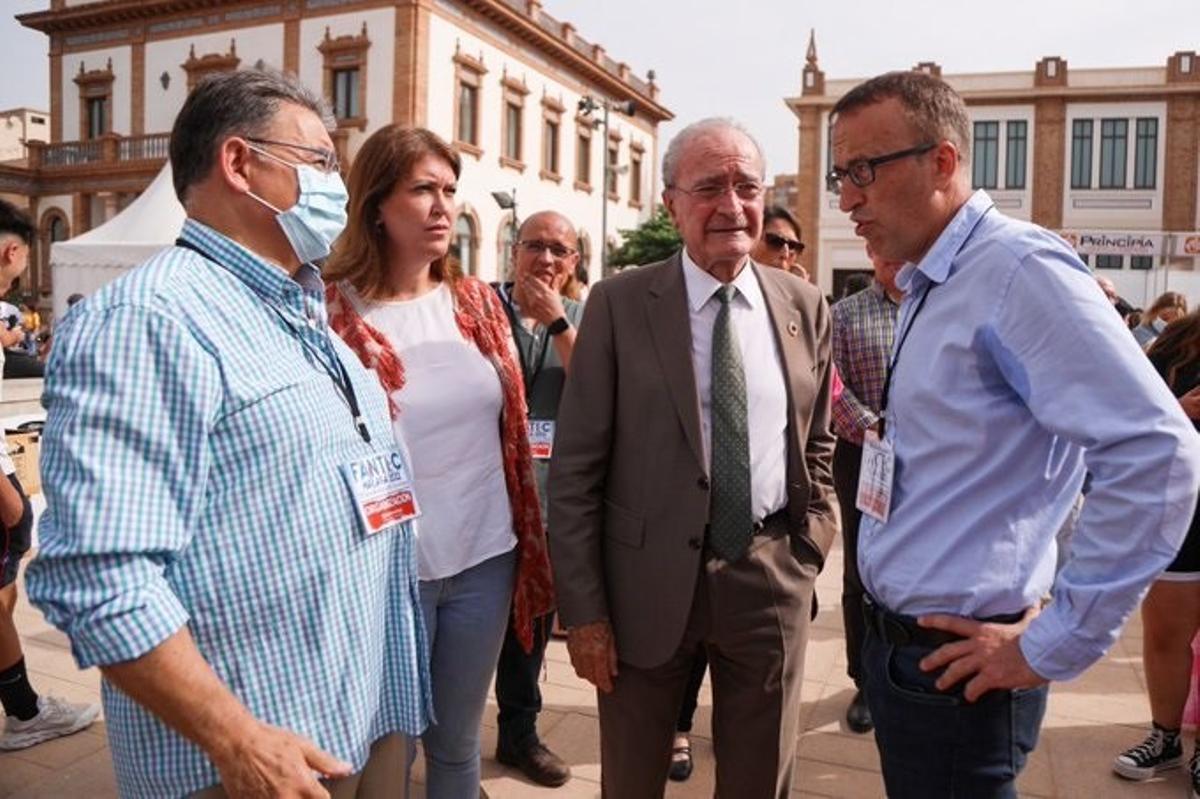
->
[245, 145, 349, 266]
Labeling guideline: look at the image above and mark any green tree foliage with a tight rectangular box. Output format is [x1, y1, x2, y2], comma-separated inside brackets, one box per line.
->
[607, 207, 681, 269]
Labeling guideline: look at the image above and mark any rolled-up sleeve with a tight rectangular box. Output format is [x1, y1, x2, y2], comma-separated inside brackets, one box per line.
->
[985, 246, 1200, 681]
[26, 304, 221, 668]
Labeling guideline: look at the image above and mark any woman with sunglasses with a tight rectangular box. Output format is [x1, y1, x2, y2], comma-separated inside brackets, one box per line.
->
[751, 205, 808, 280]
[324, 125, 554, 799]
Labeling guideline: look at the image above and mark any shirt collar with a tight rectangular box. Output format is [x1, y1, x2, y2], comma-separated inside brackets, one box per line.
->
[897, 189, 995, 293]
[179, 218, 312, 308]
[680, 248, 763, 312]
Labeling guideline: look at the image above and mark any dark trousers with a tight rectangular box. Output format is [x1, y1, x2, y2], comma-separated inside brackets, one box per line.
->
[494, 611, 552, 751]
[3, 349, 42, 379]
[832, 437, 867, 685]
[674, 647, 708, 733]
[862, 621, 1048, 798]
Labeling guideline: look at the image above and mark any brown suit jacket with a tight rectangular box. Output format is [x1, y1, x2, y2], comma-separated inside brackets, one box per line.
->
[547, 252, 838, 669]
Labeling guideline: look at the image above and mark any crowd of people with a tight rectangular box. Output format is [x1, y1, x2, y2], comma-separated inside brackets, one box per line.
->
[0, 65, 1198, 799]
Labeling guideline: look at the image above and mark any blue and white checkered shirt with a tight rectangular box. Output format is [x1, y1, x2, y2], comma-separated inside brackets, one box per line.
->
[26, 219, 432, 798]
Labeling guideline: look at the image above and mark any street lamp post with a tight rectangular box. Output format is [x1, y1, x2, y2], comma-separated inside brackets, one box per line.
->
[578, 95, 635, 275]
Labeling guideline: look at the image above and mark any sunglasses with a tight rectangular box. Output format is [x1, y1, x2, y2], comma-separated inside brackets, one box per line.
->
[764, 232, 804, 253]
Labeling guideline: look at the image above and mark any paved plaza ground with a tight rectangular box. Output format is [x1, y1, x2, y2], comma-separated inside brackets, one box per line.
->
[0, 536, 1188, 799]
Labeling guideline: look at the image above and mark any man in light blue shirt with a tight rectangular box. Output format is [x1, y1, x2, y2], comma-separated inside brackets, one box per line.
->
[26, 70, 430, 798]
[827, 70, 1200, 798]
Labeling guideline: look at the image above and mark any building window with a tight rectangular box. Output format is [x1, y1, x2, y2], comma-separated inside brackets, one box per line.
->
[74, 58, 114, 140]
[629, 145, 643, 207]
[1096, 254, 1123, 269]
[1005, 121, 1027, 189]
[1077, 253, 1089, 266]
[606, 140, 620, 199]
[182, 40, 241, 93]
[499, 76, 528, 171]
[1135, 118, 1158, 190]
[454, 211, 478, 276]
[971, 121, 998, 189]
[498, 216, 515, 279]
[452, 49, 486, 157]
[1071, 119, 1093, 189]
[318, 26, 369, 128]
[1130, 255, 1153, 270]
[575, 119, 593, 191]
[540, 96, 563, 181]
[1099, 118, 1128, 189]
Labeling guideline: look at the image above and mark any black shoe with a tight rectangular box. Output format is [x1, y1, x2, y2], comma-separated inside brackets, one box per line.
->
[496, 740, 571, 788]
[845, 689, 873, 734]
[668, 737, 693, 782]
[1113, 726, 1183, 781]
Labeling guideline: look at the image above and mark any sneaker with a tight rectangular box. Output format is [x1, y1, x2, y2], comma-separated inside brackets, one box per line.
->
[0, 696, 100, 751]
[1191, 748, 1200, 799]
[1113, 726, 1183, 781]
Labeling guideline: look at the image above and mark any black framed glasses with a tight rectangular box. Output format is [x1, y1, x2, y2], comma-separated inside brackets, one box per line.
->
[825, 143, 936, 194]
[668, 180, 765, 202]
[764, 232, 804, 254]
[517, 240, 576, 260]
[245, 137, 340, 174]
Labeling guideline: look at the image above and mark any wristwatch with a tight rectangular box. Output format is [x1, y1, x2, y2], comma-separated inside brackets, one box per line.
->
[547, 316, 571, 336]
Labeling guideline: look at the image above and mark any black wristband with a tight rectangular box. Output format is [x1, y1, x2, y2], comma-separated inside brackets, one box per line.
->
[547, 316, 570, 336]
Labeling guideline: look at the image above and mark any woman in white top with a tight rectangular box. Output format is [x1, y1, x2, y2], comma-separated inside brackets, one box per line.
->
[325, 125, 554, 799]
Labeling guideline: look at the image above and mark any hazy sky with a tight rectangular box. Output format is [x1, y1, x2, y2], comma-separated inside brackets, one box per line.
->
[2, 0, 1198, 180]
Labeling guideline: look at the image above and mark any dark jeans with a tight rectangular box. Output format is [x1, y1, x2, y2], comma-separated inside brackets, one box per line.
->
[862, 622, 1048, 798]
[674, 647, 708, 733]
[833, 438, 866, 685]
[495, 611, 553, 751]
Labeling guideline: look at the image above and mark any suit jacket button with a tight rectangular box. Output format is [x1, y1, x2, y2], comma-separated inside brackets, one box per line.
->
[697, 476, 710, 490]
[688, 537, 702, 550]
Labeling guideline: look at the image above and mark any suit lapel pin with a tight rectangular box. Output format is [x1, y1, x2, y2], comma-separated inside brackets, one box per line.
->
[787, 321, 799, 337]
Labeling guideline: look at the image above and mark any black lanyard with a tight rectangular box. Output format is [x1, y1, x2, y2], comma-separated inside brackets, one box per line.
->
[498, 283, 551, 397]
[174, 238, 371, 444]
[878, 282, 935, 437]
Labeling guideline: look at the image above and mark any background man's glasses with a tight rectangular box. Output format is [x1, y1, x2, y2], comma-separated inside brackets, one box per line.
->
[669, 181, 765, 202]
[518, 240, 576, 259]
[825, 142, 936, 195]
[764, 232, 804, 254]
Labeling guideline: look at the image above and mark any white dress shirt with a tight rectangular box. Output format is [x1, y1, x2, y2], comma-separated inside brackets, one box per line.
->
[681, 250, 789, 522]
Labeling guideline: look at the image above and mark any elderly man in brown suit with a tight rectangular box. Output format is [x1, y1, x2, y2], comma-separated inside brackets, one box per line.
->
[547, 117, 838, 798]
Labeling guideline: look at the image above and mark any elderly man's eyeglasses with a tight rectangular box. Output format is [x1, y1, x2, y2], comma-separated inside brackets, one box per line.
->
[825, 143, 936, 194]
[764, 232, 804, 254]
[517, 240, 576, 260]
[669, 181, 765, 202]
[246, 137, 340, 174]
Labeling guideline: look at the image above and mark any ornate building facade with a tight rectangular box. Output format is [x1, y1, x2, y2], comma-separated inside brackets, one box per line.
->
[5, 0, 672, 306]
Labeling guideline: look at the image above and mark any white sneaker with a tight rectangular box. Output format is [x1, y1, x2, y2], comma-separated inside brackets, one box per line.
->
[0, 695, 100, 750]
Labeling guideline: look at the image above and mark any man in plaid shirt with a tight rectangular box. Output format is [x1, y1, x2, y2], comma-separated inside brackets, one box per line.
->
[830, 244, 904, 735]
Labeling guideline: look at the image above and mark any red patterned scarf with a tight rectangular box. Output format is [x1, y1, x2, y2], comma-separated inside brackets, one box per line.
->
[327, 277, 555, 652]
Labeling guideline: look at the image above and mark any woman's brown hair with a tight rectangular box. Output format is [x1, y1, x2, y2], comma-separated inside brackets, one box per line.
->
[1147, 310, 1200, 388]
[325, 125, 461, 298]
[1144, 291, 1189, 325]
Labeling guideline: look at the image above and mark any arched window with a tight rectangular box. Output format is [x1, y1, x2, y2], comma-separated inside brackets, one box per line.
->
[38, 210, 70, 298]
[453, 209, 479, 277]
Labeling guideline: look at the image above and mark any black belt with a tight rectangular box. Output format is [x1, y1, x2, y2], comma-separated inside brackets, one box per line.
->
[862, 594, 1026, 649]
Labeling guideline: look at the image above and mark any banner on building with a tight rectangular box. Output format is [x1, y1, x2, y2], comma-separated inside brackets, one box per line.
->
[1058, 230, 1200, 257]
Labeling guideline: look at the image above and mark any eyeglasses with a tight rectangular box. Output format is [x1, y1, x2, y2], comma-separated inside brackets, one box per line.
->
[764, 232, 804, 254]
[517, 240, 577, 259]
[668, 180, 765, 202]
[245, 137, 340, 174]
[825, 143, 936, 194]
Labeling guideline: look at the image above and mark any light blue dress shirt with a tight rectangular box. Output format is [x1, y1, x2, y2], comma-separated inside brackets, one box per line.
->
[26, 219, 432, 798]
[859, 191, 1200, 682]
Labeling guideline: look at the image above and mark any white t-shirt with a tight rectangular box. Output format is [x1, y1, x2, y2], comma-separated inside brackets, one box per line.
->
[349, 282, 516, 580]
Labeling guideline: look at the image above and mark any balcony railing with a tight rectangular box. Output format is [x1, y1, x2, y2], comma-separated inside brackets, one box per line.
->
[29, 133, 170, 170]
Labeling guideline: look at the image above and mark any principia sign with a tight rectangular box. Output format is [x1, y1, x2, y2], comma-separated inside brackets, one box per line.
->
[1058, 230, 1200, 257]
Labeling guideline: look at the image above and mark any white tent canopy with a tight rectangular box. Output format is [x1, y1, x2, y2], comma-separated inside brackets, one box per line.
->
[50, 164, 185, 319]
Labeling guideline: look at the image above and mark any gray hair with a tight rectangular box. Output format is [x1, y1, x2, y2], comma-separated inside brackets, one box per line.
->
[661, 117, 766, 188]
[169, 68, 334, 203]
[831, 71, 972, 165]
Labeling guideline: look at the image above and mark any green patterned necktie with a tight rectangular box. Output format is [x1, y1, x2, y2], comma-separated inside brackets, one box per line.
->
[708, 284, 753, 562]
